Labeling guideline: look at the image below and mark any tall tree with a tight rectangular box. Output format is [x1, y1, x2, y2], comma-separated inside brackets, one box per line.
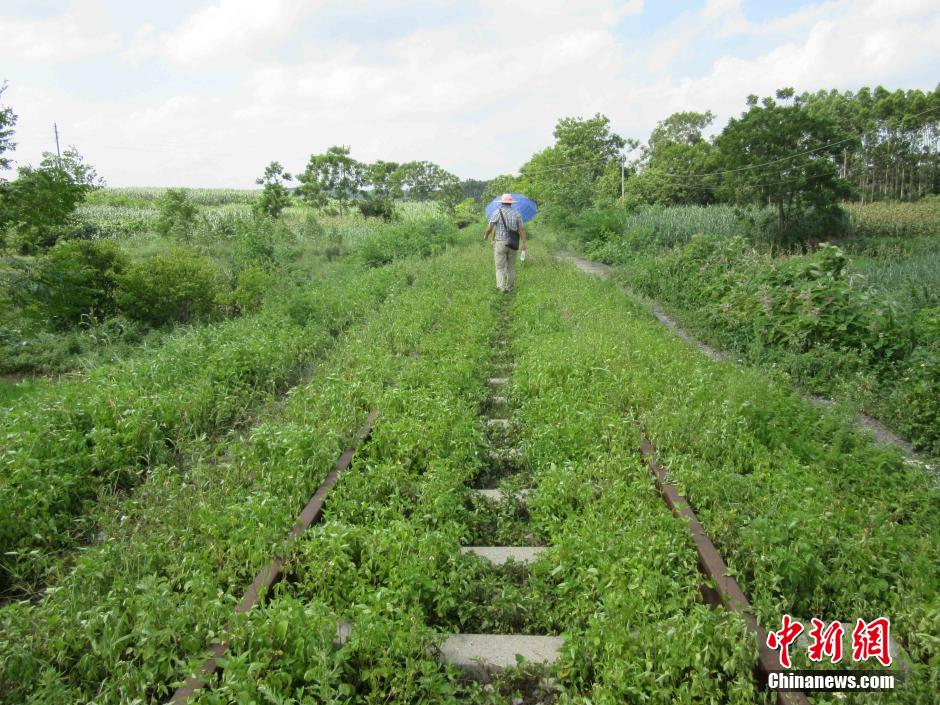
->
[460, 178, 489, 203]
[0, 146, 102, 251]
[481, 174, 529, 205]
[716, 89, 854, 237]
[392, 160, 462, 210]
[627, 111, 718, 205]
[255, 161, 292, 218]
[296, 146, 363, 213]
[800, 85, 940, 201]
[363, 160, 400, 198]
[0, 81, 16, 176]
[520, 113, 629, 210]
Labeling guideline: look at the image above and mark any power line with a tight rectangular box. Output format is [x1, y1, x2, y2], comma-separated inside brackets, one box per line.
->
[516, 155, 609, 176]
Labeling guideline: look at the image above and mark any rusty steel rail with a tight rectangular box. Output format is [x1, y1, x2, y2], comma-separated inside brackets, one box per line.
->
[167, 409, 380, 704]
[639, 437, 810, 705]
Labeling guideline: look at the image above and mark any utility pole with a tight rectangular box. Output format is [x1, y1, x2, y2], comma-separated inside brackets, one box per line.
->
[54, 122, 61, 164]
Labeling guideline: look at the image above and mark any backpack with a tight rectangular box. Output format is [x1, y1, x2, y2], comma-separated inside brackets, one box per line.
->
[498, 209, 520, 251]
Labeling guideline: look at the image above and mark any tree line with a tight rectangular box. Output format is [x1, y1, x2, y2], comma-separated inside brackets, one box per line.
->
[489, 84, 940, 237]
[255, 147, 464, 221]
[0, 80, 471, 250]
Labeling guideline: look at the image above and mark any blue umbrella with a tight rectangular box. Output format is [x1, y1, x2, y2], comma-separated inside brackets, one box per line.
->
[485, 194, 538, 222]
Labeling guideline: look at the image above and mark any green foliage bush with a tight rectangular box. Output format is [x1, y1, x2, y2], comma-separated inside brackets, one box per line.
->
[116, 247, 222, 326]
[225, 265, 269, 315]
[885, 345, 940, 451]
[605, 231, 940, 453]
[0, 148, 100, 253]
[358, 216, 457, 267]
[254, 161, 293, 219]
[27, 239, 129, 327]
[231, 214, 297, 270]
[452, 198, 480, 229]
[641, 237, 905, 360]
[357, 194, 398, 222]
[0, 316, 148, 375]
[155, 188, 199, 240]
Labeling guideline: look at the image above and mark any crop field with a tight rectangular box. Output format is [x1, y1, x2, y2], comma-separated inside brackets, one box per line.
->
[0, 192, 935, 704]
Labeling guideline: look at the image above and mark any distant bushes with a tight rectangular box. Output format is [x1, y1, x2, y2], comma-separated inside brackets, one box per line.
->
[155, 188, 199, 240]
[22, 239, 129, 327]
[224, 265, 269, 315]
[358, 216, 458, 267]
[3, 241, 224, 338]
[452, 198, 481, 229]
[116, 247, 223, 326]
[357, 194, 398, 222]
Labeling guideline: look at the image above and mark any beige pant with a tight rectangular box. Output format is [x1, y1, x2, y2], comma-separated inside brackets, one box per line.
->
[493, 240, 517, 292]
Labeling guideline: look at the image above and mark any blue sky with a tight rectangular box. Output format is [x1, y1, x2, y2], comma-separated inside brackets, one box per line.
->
[2, 0, 938, 187]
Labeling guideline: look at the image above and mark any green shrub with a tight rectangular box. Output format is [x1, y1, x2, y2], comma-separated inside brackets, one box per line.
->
[886, 346, 940, 453]
[452, 198, 480, 229]
[0, 155, 97, 252]
[225, 265, 269, 315]
[721, 243, 906, 360]
[323, 226, 343, 261]
[16, 239, 129, 328]
[233, 214, 296, 269]
[117, 247, 222, 326]
[358, 194, 398, 222]
[293, 210, 324, 240]
[0, 315, 151, 375]
[155, 188, 199, 240]
[358, 217, 457, 267]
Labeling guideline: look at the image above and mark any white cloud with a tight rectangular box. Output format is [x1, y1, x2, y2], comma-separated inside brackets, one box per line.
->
[164, 0, 308, 64]
[3, 0, 937, 187]
[619, 0, 940, 139]
[0, 11, 119, 62]
[701, 0, 741, 20]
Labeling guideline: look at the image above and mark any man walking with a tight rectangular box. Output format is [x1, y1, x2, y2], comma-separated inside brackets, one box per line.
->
[483, 194, 528, 293]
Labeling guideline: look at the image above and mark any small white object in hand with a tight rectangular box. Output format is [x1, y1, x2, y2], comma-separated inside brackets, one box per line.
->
[520, 250, 526, 262]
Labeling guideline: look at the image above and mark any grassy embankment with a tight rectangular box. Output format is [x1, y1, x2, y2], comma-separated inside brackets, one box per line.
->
[561, 200, 940, 457]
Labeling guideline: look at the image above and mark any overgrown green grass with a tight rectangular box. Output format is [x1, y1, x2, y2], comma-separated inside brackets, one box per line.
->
[0, 261, 403, 594]
[0, 377, 36, 407]
[565, 201, 940, 455]
[525, 260, 937, 703]
[847, 235, 940, 312]
[4, 237, 933, 703]
[189, 246, 765, 704]
[0, 246, 485, 704]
